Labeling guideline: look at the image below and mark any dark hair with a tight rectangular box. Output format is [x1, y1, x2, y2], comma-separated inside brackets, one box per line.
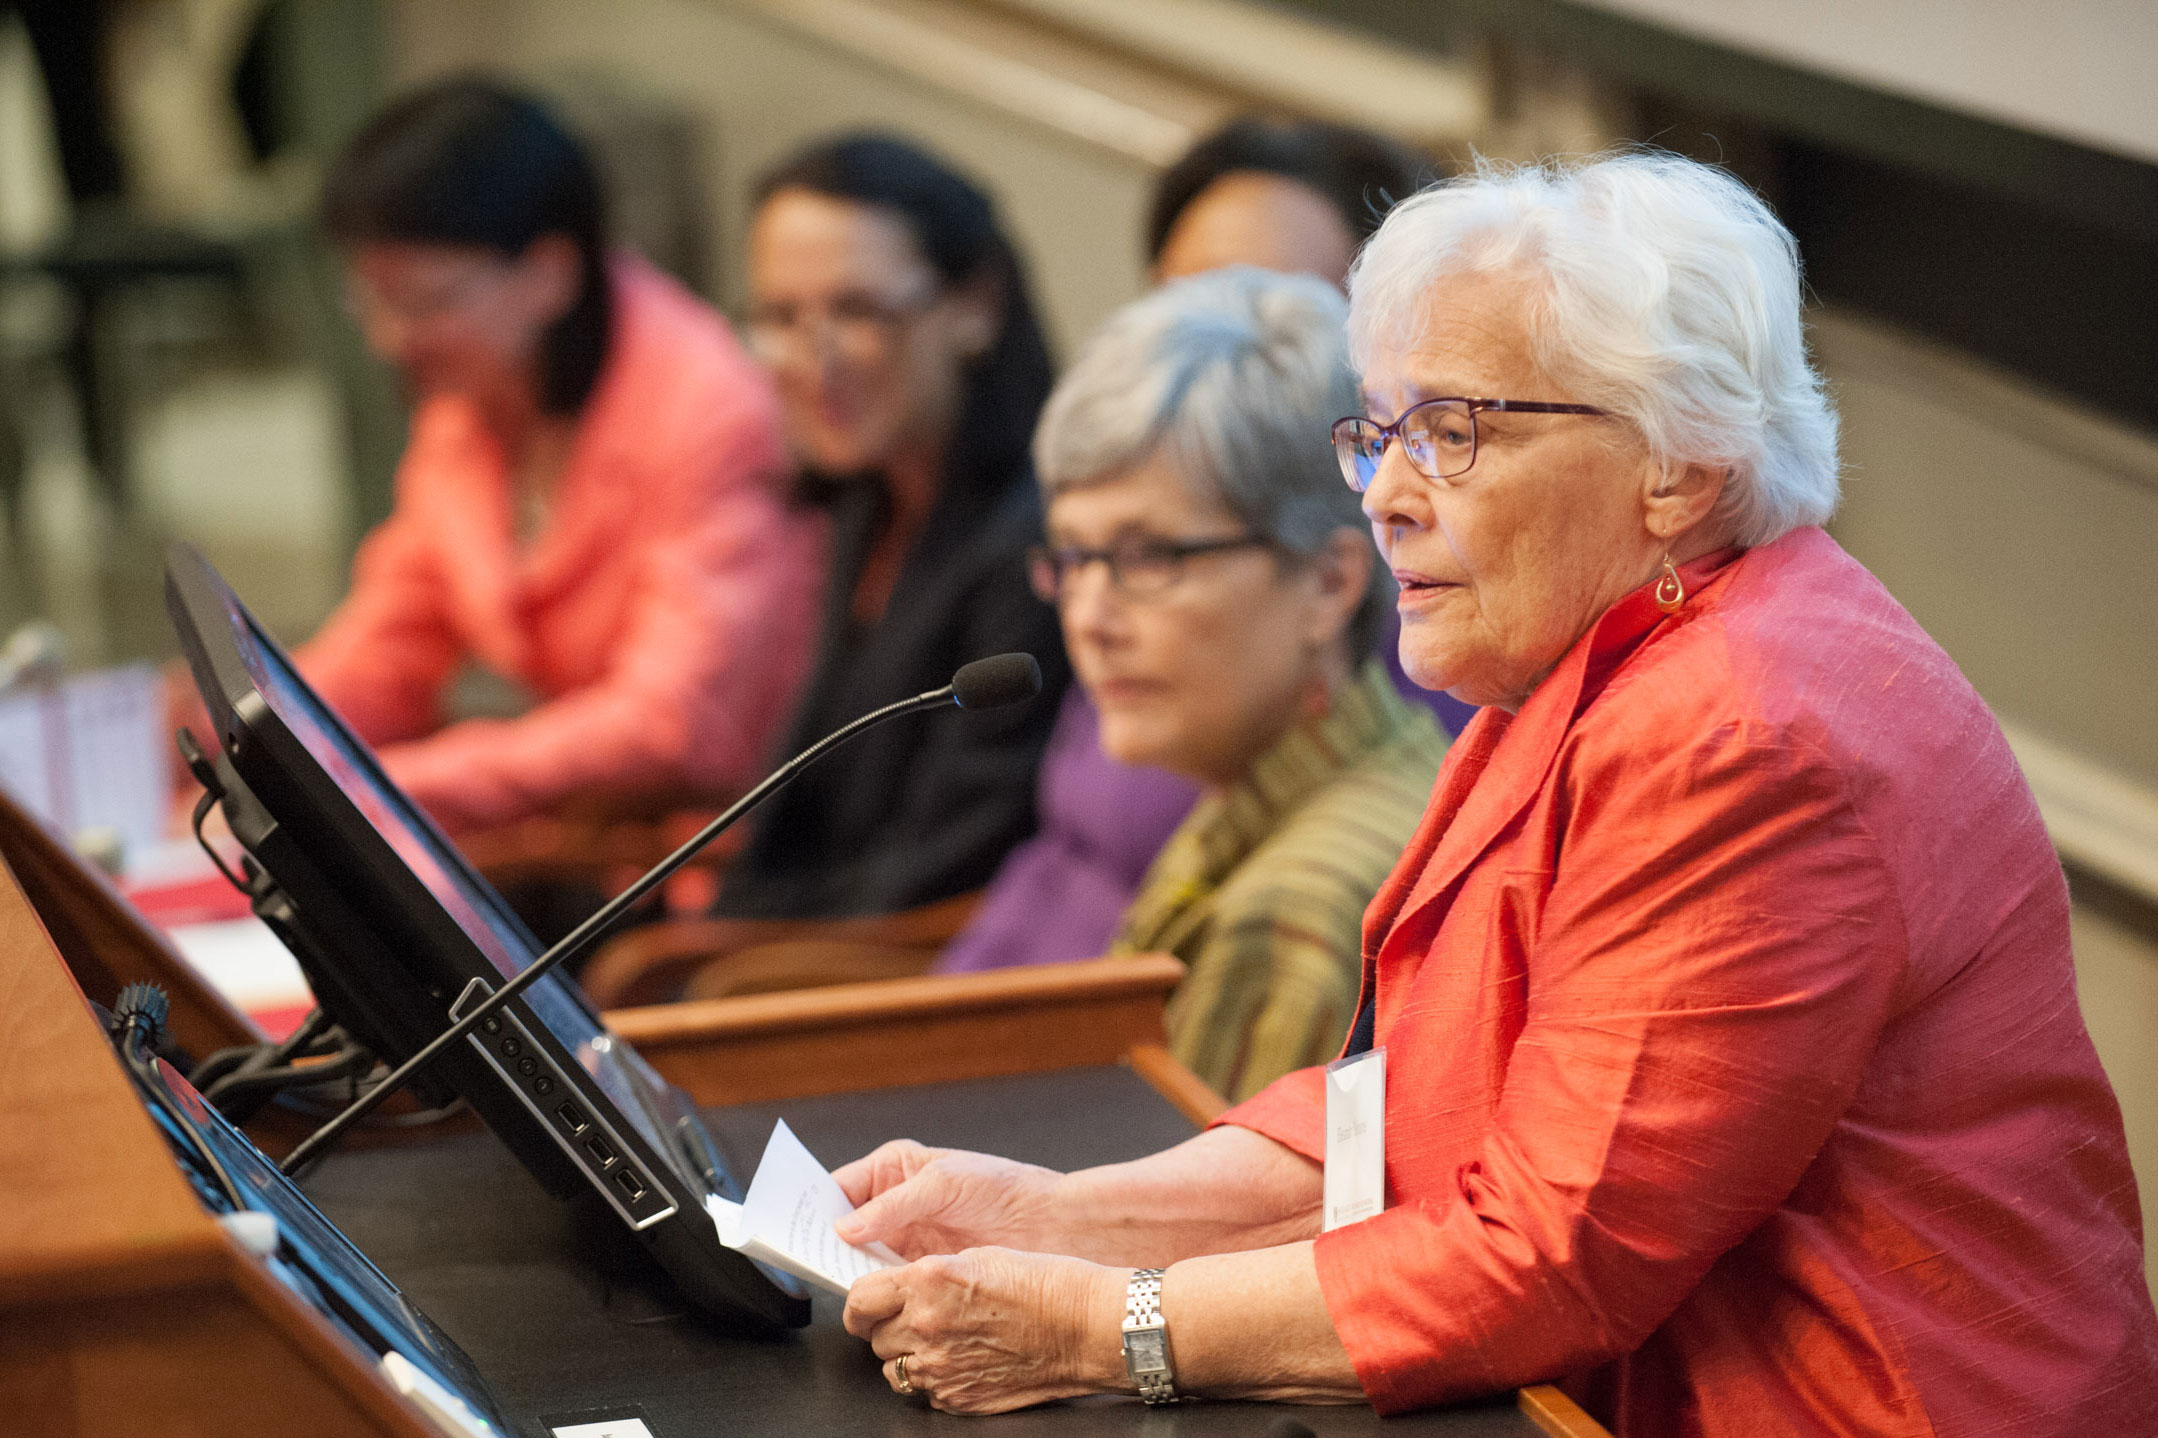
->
[323, 77, 612, 415]
[753, 133, 1053, 490]
[1146, 117, 1433, 263]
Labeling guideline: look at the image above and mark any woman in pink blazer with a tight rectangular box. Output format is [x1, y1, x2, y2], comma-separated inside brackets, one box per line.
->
[296, 79, 820, 834]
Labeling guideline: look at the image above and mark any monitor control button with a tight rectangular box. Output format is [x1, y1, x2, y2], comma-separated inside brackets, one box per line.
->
[499, 1036, 522, 1058]
[517, 1056, 539, 1077]
[533, 1075, 555, 1096]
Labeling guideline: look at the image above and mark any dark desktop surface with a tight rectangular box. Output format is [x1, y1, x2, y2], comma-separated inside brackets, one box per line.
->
[307, 1065, 1538, 1438]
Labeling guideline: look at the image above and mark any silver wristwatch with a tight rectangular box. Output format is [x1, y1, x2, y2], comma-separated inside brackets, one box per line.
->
[1120, 1267, 1179, 1404]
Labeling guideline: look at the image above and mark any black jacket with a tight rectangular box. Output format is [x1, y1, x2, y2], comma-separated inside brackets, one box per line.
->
[716, 438, 1070, 920]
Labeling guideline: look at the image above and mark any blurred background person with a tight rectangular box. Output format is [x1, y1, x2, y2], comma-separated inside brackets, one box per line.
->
[714, 134, 1069, 922]
[1151, 116, 1476, 730]
[262, 77, 820, 836]
[1149, 115, 1431, 289]
[1010, 267, 1445, 1099]
[939, 115, 1442, 978]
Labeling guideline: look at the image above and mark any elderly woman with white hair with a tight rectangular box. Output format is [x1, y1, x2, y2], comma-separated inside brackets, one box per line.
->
[836, 153, 2158, 1433]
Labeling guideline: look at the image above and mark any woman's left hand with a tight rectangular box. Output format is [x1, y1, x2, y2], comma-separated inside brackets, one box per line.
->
[843, 1246, 1126, 1413]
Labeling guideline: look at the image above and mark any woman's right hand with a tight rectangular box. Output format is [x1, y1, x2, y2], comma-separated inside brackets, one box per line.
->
[833, 1141, 1068, 1259]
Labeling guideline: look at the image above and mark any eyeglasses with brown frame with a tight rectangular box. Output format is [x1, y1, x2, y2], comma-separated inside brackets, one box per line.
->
[1332, 396, 1610, 492]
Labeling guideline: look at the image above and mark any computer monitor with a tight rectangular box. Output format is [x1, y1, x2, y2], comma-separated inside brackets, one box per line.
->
[165, 543, 808, 1335]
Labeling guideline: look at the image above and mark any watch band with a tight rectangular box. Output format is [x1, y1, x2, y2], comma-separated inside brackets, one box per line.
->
[1121, 1267, 1178, 1404]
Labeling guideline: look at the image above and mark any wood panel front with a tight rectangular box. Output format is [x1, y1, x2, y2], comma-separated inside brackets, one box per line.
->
[605, 953, 1193, 1108]
[0, 788, 258, 1059]
[0, 852, 436, 1438]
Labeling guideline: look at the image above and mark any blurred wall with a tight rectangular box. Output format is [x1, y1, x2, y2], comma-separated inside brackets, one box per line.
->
[1582, 0, 2158, 164]
[387, 0, 1162, 358]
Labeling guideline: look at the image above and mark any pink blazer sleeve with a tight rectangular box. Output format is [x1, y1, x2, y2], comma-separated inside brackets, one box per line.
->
[373, 409, 820, 833]
[296, 502, 464, 750]
[1276, 721, 1906, 1413]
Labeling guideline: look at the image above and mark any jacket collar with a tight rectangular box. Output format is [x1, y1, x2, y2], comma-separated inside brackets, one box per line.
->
[1117, 661, 1426, 952]
[1360, 546, 1745, 970]
[419, 252, 657, 612]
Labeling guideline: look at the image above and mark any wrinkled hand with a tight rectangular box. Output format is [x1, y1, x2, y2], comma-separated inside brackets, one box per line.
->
[834, 1141, 1066, 1259]
[844, 1246, 1123, 1413]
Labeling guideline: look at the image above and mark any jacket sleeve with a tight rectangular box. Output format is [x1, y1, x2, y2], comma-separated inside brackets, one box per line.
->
[296, 505, 463, 750]
[377, 417, 821, 833]
[1296, 719, 1906, 1413]
[1213, 1061, 1327, 1161]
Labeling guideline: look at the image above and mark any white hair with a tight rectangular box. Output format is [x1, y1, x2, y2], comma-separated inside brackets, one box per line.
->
[1347, 151, 1839, 547]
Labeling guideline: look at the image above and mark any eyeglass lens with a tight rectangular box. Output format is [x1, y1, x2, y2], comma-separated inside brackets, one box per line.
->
[1333, 400, 1478, 491]
[748, 287, 935, 365]
[1028, 537, 1250, 601]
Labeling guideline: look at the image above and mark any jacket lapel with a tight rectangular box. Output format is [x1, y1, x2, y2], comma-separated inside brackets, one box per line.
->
[1377, 635, 1596, 947]
[1363, 548, 1749, 979]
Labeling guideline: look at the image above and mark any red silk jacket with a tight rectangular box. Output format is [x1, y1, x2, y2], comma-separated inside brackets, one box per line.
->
[1220, 527, 2158, 1435]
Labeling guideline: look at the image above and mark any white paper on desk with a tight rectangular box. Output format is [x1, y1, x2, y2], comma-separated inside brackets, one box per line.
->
[705, 1119, 900, 1295]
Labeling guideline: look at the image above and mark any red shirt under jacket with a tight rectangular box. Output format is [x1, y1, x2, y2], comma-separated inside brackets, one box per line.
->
[298, 254, 823, 832]
[1220, 527, 2158, 1436]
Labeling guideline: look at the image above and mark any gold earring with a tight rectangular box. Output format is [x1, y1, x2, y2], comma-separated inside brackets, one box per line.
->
[1653, 553, 1686, 614]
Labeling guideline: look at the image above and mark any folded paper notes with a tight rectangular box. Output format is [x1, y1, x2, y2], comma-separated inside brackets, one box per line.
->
[705, 1120, 901, 1294]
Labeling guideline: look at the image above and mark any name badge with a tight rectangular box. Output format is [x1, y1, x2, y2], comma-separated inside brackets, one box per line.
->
[1323, 1047, 1387, 1231]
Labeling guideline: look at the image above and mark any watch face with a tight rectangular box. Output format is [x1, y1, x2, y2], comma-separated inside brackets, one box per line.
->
[1126, 1329, 1168, 1370]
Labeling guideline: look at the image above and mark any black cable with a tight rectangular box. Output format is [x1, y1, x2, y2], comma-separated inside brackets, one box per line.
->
[202, 1041, 375, 1112]
[188, 1008, 337, 1093]
[177, 726, 258, 899]
[187, 1043, 259, 1091]
[188, 785, 254, 897]
[112, 983, 248, 1212]
[271, 1008, 337, 1063]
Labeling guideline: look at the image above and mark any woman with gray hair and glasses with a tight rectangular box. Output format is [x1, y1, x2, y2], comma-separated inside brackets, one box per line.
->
[834, 153, 2158, 1430]
[1023, 265, 1444, 1102]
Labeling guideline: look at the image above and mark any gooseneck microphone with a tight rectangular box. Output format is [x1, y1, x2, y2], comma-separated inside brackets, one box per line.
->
[948, 651, 1042, 711]
[279, 652, 1043, 1176]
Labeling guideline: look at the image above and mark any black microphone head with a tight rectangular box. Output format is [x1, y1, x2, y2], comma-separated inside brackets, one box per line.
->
[951, 653, 1042, 711]
[114, 981, 170, 1047]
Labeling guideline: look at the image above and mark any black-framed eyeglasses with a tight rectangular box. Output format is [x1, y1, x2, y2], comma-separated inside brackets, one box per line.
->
[1332, 396, 1610, 492]
[1027, 534, 1270, 602]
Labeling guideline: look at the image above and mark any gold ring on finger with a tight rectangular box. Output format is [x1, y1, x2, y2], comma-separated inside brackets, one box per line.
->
[894, 1353, 915, 1395]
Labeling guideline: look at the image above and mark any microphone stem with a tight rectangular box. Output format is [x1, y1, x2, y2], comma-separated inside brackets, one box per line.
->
[279, 683, 957, 1177]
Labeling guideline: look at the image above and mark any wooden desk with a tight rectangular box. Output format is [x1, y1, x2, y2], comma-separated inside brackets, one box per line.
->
[309, 1064, 1572, 1436]
[0, 785, 260, 1060]
[0, 809, 1608, 1437]
[608, 955, 1222, 1123]
[0, 850, 448, 1436]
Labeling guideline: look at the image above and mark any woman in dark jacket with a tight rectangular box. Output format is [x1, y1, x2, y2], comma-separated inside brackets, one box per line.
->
[718, 135, 1069, 919]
